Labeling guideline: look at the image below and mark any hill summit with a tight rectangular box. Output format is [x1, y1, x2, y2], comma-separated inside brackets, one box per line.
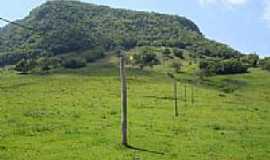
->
[0, 0, 241, 66]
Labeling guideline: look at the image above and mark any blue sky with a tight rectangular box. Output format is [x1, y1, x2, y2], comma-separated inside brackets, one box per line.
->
[0, 0, 269, 57]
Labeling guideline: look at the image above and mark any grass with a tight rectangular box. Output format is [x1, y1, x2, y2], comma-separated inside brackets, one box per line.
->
[0, 64, 269, 160]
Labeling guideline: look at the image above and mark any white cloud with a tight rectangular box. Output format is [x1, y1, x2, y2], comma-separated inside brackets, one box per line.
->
[199, 0, 248, 7]
[263, 0, 270, 26]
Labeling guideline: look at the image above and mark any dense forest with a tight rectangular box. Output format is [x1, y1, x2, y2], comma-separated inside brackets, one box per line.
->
[0, 0, 268, 74]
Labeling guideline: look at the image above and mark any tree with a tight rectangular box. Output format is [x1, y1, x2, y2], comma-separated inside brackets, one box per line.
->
[199, 59, 216, 75]
[41, 63, 50, 73]
[37, 57, 62, 73]
[14, 59, 36, 74]
[63, 58, 87, 69]
[196, 69, 207, 81]
[162, 48, 171, 57]
[173, 48, 184, 59]
[199, 58, 248, 75]
[260, 57, 270, 71]
[248, 54, 259, 67]
[84, 47, 105, 62]
[241, 53, 259, 67]
[219, 59, 248, 74]
[121, 37, 137, 50]
[170, 61, 183, 73]
[133, 52, 160, 70]
[263, 61, 270, 71]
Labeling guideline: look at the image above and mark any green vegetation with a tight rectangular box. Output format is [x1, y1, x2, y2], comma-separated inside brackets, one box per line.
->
[173, 48, 184, 59]
[0, 1, 269, 159]
[37, 57, 62, 72]
[260, 57, 270, 71]
[199, 58, 248, 75]
[240, 53, 259, 67]
[170, 60, 183, 73]
[63, 58, 87, 69]
[14, 58, 36, 74]
[132, 50, 160, 70]
[0, 0, 242, 67]
[0, 63, 269, 160]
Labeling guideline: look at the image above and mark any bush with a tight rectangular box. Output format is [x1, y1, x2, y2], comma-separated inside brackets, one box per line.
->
[133, 52, 160, 70]
[199, 58, 248, 75]
[14, 59, 36, 73]
[199, 59, 218, 75]
[240, 53, 259, 67]
[162, 48, 171, 57]
[173, 48, 184, 59]
[0, 52, 30, 67]
[260, 57, 270, 71]
[170, 61, 182, 73]
[63, 58, 87, 69]
[218, 59, 248, 74]
[84, 47, 105, 62]
[37, 57, 62, 72]
[263, 62, 270, 71]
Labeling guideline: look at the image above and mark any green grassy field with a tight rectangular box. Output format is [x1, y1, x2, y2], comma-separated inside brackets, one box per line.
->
[0, 64, 269, 160]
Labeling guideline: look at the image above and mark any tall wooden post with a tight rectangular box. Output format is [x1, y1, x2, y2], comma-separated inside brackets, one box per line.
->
[191, 85, 194, 104]
[120, 56, 128, 146]
[184, 84, 187, 103]
[174, 80, 179, 117]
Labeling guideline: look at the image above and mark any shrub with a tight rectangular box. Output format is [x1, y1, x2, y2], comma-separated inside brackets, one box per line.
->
[37, 57, 62, 72]
[199, 58, 248, 75]
[170, 61, 182, 73]
[63, 58, 87, 69]
[0, 52, 30, 67]
[199, 59, 217, 75]
[14, 59, 36, 74]
[84, 47, 105, 62]
[173, 48, 184, 59]
[162, 48, 171, 57]
[218, 59, 248, 74]
[263, 62, 270, 71]
[241, 53, 259, 67]
[133, 52, 160, 70]
[260, 57, 270, 71]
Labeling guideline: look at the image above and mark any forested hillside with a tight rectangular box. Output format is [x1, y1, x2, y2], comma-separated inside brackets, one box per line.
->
[0, 0, 241, 67]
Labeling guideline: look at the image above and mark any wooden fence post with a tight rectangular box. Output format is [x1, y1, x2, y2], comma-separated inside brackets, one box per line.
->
[174, 80, 179, 117]
[120, 56, 128, 146]
[184, 84, 187, 103]
[191, 85, 194, 104]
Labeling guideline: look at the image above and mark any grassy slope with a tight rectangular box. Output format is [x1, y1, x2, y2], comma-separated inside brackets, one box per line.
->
[0, 64, 269, 160]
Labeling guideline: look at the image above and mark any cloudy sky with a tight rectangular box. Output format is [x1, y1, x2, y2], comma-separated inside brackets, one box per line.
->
[0, 0, 269, 56]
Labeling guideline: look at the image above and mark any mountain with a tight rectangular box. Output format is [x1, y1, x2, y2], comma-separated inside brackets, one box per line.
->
[0, 0, 241, 66]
